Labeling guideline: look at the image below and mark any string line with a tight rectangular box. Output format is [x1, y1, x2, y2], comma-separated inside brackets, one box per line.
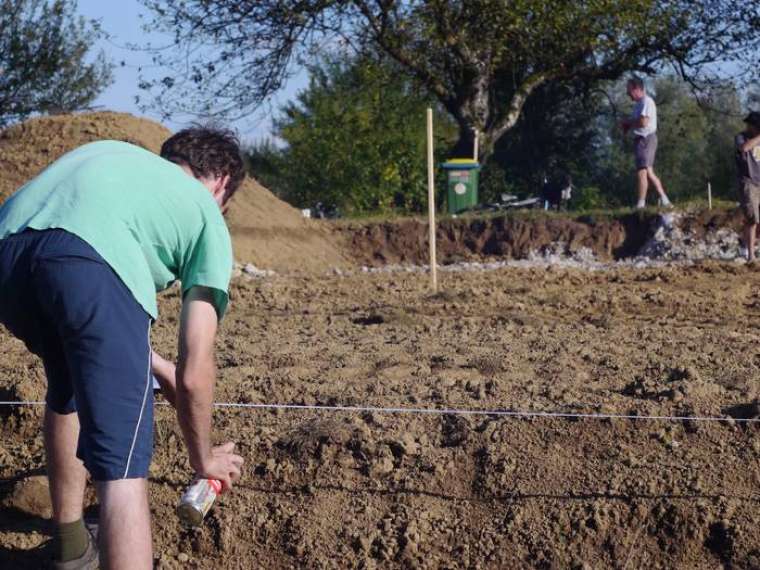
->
[1, 401, 757, 423]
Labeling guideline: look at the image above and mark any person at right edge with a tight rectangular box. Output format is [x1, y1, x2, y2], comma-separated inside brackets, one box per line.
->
[735, 111, 760, 262]
[0, 128, 245, 569]
[621, 76, 672, 209]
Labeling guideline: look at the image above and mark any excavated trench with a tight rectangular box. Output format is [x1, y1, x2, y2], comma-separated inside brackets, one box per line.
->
[338, 208, 744, 267]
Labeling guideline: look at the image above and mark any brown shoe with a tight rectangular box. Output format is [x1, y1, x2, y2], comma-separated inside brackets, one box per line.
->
[52, 530, 98, 570]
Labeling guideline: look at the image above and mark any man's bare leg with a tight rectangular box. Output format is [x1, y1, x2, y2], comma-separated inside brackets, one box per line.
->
[44, 407, 87, 523]
[647, 168, 670, 205]
[96, 478, 153, 570]
[44, 407, 94, 563]
[636, 168, 649, 207]
[745, 222, 758, 261]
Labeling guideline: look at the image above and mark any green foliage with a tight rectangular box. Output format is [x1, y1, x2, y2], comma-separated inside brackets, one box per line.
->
[0, 0, 112, 127]
[651, 80, 709, 201]
[246, 56, 456, 216]
[701, 87, 746, 201]
[477, 161, 512, 204]
[142, 0, 760, 162]
[244, 139, 285, 199]
[248, 69, 746, 215]
[492, 81, 606, 201]
[572, 186, 605, 211]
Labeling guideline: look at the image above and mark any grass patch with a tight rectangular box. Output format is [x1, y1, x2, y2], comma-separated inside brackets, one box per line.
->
[333, 201, 739, 228]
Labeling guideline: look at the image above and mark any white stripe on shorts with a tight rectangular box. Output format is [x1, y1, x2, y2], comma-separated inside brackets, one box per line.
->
[123, 320, 152, 478]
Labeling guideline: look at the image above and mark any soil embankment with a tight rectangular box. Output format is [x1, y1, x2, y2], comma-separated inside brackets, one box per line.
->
[338, 208, 745, 267]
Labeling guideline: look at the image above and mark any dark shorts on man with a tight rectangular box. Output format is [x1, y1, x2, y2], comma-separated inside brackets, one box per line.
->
[0, 229, 153, 481]
[634, 133, 658, 170]
[740, 178, 760, 225]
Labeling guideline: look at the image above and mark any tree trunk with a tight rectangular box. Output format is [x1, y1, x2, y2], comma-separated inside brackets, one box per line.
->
[446, 72, 549, 163]
[450, 126, 477, 159]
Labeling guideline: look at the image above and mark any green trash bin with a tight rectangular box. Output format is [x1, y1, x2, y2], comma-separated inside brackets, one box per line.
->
[441, 158, 480, 214]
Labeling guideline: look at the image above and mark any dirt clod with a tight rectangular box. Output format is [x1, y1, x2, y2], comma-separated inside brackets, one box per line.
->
[3, 476, 51, 519]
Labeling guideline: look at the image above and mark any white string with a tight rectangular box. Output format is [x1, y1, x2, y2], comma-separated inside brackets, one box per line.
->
[1, 401, 758, 423]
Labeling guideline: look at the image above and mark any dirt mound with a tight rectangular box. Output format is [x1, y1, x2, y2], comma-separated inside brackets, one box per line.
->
[224, 188, 350, 273]
[2, 476, 51, 519]
[0, 112, 349, 273]
[0, 112, 171, 201]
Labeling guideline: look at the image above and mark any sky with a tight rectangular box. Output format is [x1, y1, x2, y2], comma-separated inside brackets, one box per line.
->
[76, 0, 307, 144]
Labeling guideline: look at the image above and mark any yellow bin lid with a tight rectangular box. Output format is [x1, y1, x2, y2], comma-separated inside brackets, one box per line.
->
[441, 158, 479, 170]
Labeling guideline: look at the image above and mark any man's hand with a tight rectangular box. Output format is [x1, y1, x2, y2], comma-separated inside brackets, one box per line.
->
[196, 442, 244, 493]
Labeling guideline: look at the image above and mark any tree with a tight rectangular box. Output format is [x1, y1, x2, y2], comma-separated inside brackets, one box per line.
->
[141, 0, 759, 161]
[487, 80, 607, 202]
[247, 55, 455, 215]
[701, 86, 744, 200]
[0, 0, 112, 127]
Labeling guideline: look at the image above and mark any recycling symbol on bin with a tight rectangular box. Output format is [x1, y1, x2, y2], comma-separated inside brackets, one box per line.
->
[454, 182, 467, 195]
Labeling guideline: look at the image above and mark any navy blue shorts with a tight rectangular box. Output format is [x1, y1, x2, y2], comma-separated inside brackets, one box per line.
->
[0, 229, 153, 481]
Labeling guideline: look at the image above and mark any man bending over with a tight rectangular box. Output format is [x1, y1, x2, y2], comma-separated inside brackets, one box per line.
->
[0, 127, 245, 569]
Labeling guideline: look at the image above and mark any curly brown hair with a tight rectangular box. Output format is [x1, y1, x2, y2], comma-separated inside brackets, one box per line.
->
[160, 126, 245, 201]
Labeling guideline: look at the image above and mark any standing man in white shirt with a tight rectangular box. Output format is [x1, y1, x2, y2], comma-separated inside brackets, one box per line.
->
[621, 76, 672, 209]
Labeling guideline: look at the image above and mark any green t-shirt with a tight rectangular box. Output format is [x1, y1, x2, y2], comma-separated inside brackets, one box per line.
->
[0, 140, 232, 320]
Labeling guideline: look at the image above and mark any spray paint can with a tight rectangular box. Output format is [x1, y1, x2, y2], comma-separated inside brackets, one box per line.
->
[177, 478, 222, 527]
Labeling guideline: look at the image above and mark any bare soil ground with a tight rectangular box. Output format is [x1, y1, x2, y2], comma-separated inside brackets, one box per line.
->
[2, 262, 760, 569]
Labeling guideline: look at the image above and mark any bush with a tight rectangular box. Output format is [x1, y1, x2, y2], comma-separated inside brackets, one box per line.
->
[571, 186, 606, 211]
[247, 54, 456, 216]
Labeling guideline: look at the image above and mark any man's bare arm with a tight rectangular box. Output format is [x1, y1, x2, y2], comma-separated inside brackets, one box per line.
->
[177, 287, 217, 472]
[175, 287, 243, 490]
[621, 116, 649, 130]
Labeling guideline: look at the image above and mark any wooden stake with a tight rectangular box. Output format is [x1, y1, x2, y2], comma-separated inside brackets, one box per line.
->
[473, 130, 479, 162]
[426, 108, 438, 293]
[707, 180, 712, 210]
